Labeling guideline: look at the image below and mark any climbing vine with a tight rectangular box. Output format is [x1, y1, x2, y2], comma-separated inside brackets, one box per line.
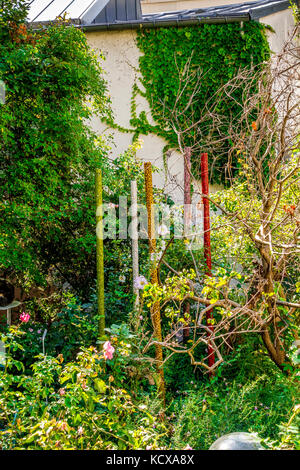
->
[0, 1, 112, 292]
[133, 22, 271, 183]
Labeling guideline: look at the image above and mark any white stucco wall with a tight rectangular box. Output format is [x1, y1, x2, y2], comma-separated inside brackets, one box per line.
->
[260, 9, 296, 52]
[141, 0, 258, 14]
[87, 29, 185, 203]
[85, 8, 295, 203]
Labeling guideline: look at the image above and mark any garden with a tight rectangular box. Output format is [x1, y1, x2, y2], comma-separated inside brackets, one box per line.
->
[0, 0, 299, 452]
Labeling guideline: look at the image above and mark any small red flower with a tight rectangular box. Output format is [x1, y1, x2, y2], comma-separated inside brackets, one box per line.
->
[20, 312, 30, 323]
[283, 205, 296, 216]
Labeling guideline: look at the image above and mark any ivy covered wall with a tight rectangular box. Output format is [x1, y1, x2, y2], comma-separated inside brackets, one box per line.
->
[134, 22, 271, 183]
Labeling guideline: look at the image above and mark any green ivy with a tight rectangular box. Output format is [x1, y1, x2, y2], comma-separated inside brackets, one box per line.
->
[134, 22, 271, 183]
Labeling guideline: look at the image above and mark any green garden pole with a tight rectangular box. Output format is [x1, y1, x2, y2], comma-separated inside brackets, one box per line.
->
[96, 168, 105, 340]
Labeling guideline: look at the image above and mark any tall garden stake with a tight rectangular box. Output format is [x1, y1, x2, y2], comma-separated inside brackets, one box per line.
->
[184, 147, 192, 233]
[144, 162, 165, 402]
[183, 147, 192, 339]
[131, 180, 139, 311]
[96, 168, 105, 340]
[200, 153, 215, 371]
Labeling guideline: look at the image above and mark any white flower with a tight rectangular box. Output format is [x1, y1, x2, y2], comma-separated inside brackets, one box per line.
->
[119, 274, 126, 283]
[134, 275, 149, 290]
[157, 224, 169, 237]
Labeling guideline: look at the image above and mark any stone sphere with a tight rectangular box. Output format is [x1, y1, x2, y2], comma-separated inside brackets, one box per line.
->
[209, 432, 264, 450]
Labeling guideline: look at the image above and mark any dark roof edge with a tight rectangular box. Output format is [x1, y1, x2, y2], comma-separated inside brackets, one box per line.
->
[249, 0, 292, 20]
[80, 14, 251, 31]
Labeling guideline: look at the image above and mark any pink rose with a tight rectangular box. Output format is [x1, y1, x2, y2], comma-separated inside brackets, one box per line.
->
[103, 341, 115, 360]
[20, 312, 30, 323]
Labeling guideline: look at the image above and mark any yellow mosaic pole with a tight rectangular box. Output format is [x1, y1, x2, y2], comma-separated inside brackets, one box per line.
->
[144, 162, 165, 402]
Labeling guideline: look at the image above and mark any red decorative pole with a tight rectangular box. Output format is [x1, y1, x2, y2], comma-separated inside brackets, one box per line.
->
[201, 153, 215, 370]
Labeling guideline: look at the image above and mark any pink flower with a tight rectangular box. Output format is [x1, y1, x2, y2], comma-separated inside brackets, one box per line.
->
[20, 312, 30, 323]
[103, 341, 115, 360]
[60, 422, 68, 432]
[184, 445, 193, 450]
[81, 381, 87, 390]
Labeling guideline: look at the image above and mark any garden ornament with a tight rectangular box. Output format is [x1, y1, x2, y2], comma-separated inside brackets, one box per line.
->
[209, 432, 264, 450]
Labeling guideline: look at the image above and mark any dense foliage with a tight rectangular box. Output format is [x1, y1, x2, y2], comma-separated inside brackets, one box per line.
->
[0, 1, 298, 452]
[0, 312, 299, 450]
[135, 22, 271, 183]
[0, 2, 154, 306]
[0, 323, 166, 450]
[0, 1, 110, 292]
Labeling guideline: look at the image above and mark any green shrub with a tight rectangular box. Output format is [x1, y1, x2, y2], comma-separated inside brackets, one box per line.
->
[170, 371, 299, 449]
[0, 329, 167, 450]
[0, 1, 110, 293]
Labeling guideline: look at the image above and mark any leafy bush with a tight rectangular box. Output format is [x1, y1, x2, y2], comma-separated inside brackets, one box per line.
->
[0, 1, 111, 293]
[170, 370, 299, 450]
[274, 405, 300, 450]
[0, 329, 167, 450]
[43, 294, 99, 361]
